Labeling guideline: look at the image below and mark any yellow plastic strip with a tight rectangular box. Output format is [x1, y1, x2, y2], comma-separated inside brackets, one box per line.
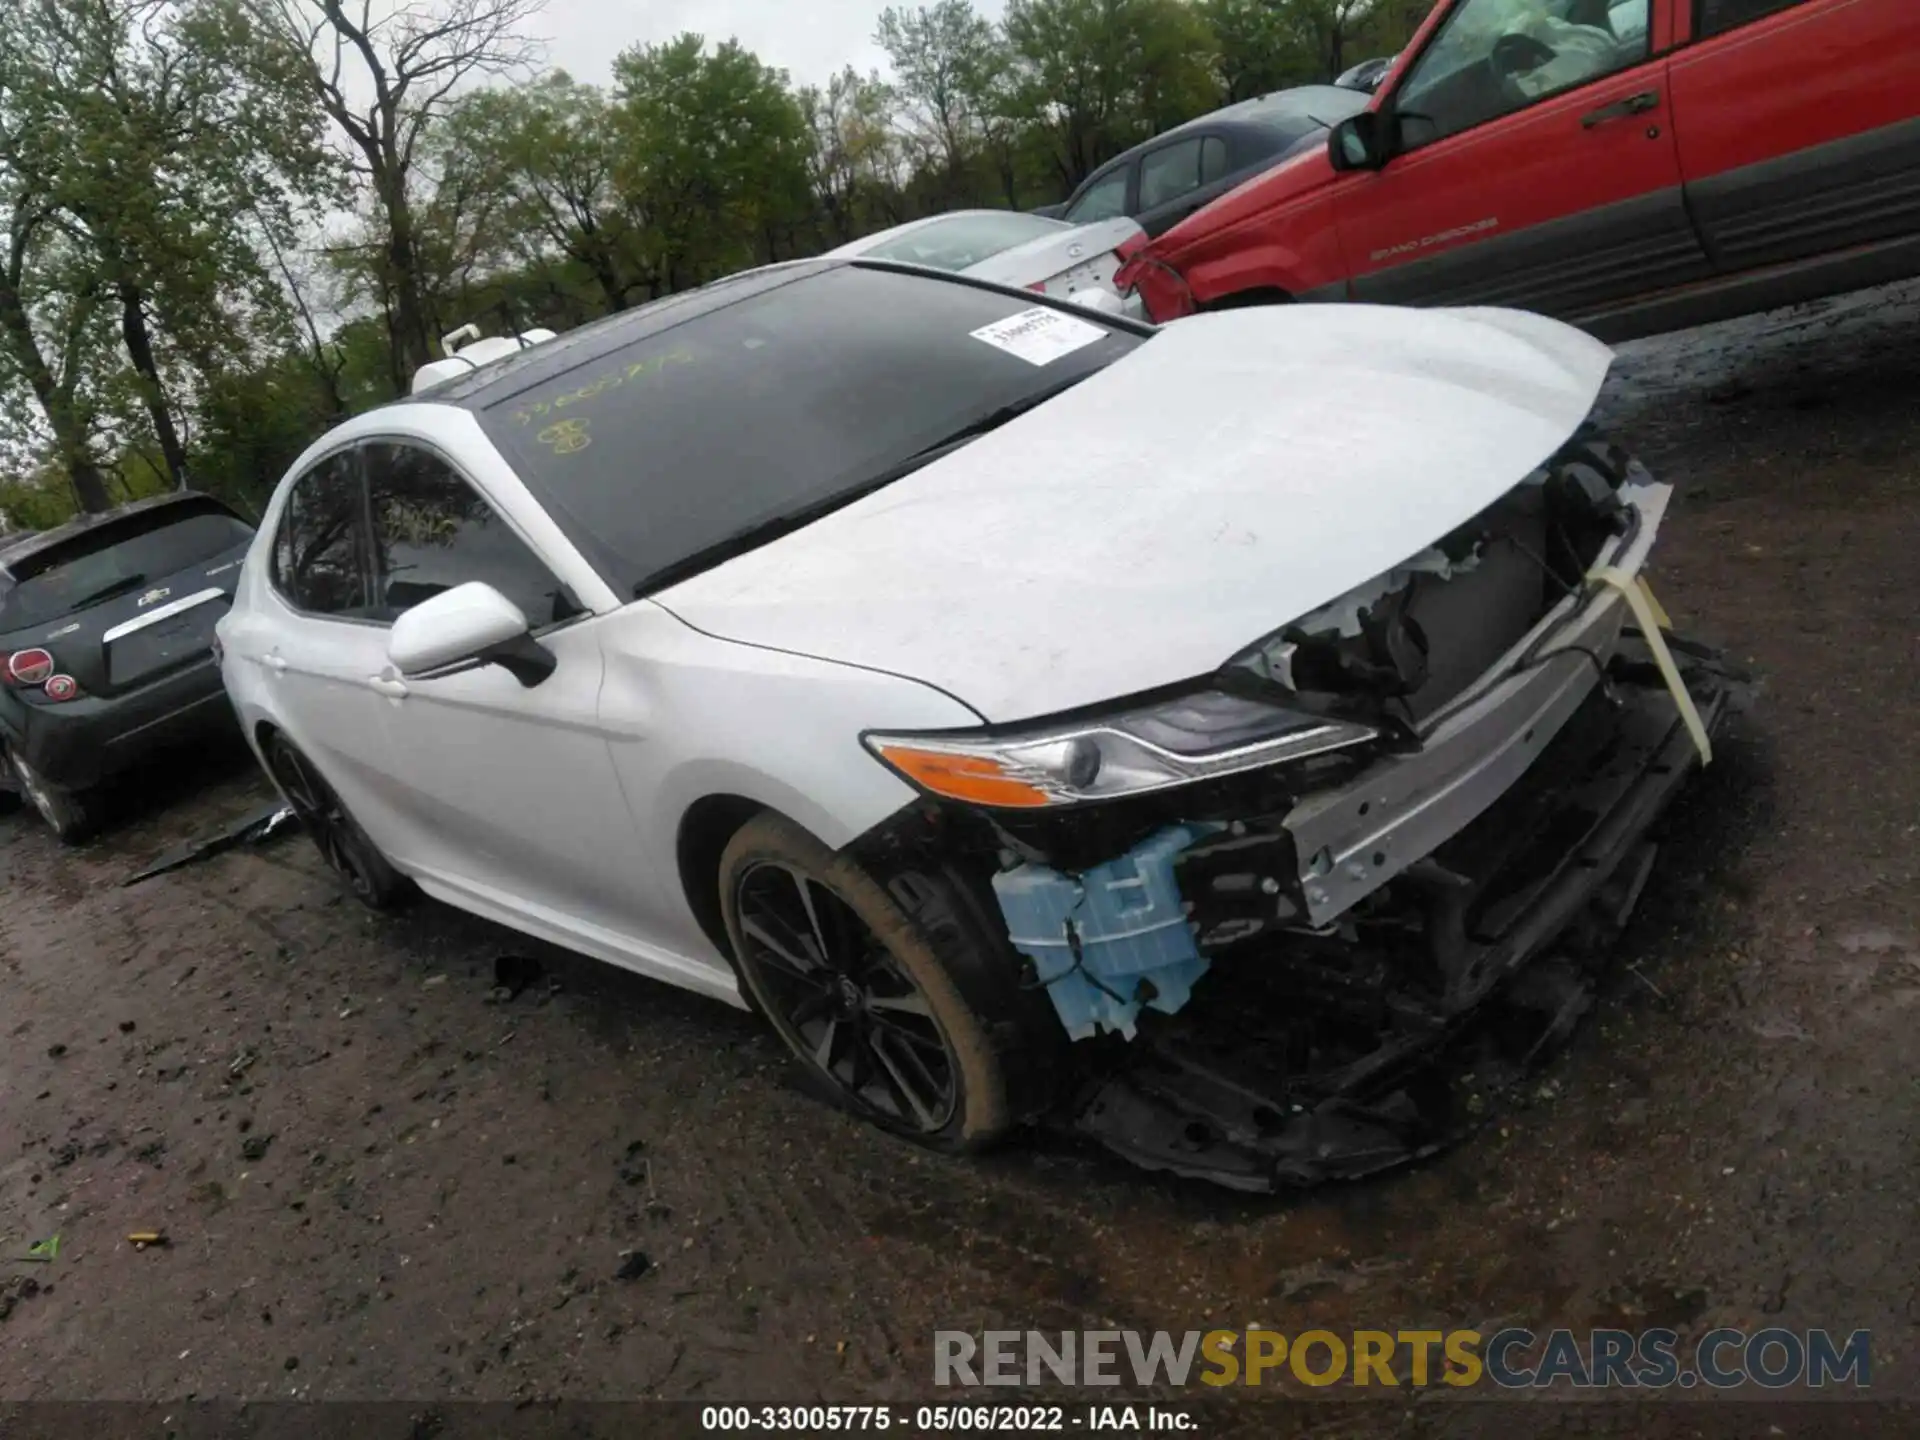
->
[1592, 568, 1711, 766]
[1635, 575, 1673, 630]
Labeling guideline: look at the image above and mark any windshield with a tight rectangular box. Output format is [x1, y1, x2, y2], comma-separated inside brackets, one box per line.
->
[0, 503, 253, 633]
[479, 264, 1145, 595]
[857, 213, 1071, 271]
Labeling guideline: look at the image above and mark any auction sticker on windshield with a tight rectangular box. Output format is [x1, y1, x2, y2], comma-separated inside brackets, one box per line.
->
[970, 307, 1107, 366]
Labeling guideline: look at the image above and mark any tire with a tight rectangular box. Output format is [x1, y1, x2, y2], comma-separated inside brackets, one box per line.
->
[9, 750, 97, 844]
[263, 733, 411, 910]
[719, 812, 1012, 1151]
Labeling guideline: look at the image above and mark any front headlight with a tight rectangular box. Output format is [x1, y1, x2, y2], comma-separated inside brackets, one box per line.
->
[863, 689, 1377, 809]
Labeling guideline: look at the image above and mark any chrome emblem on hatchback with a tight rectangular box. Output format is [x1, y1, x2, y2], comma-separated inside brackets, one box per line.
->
[137, 586, 171, 607]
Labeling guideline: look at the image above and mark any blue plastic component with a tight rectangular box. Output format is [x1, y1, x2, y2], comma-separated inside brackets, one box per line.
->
[991, 823, 1223, 1041]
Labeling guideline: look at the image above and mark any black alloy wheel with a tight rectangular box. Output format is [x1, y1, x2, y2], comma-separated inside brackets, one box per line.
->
[265, 735, 408, 909]
[734, 858, 960, 1134]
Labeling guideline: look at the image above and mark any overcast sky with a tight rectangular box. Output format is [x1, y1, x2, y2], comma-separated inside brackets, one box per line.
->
[534, 0, 1008, 90]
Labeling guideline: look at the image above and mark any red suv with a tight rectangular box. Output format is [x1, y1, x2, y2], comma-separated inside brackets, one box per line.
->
[1120, 0, 1919, 340]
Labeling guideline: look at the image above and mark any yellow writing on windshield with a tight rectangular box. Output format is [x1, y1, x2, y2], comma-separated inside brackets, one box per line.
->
[536, 417, 593, 455]
[509, 347, 696, 427]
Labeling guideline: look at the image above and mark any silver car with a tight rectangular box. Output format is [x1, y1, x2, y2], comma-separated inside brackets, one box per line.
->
[828, 210, 1148, 318]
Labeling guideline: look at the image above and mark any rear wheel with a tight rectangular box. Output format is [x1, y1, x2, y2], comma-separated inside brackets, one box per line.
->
[8, 751, 96, 844]
[719, 812, 1011, 1150]
[264, 734, 410, 909]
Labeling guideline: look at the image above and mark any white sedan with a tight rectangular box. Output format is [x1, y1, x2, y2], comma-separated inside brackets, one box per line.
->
[826, 209, 1147, 317]
[217, 259, 1737, 1189]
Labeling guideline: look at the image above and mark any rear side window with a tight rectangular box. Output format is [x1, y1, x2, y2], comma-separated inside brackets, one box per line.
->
[1200, 136, 1230, 184]
[271, 453, 372, 617]
[0, 504, 252, 632]
[1064, 167, 1130, 223]
[1697, 0, 1807, 36]
[1139, 139, 1204, 209]
[363, 442, 580, 628]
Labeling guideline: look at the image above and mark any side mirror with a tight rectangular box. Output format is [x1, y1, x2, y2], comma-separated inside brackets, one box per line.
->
[1328, 112, 1388, 173]
[387, 581, 556, 687]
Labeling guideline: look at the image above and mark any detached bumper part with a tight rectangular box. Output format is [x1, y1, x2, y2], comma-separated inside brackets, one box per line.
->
[1060, 635, 1743, 1191]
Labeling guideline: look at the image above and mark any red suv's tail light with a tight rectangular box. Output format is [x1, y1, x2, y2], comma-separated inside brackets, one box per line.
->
[1114, 231, 1148, 262]
[6, 648, 54, 685]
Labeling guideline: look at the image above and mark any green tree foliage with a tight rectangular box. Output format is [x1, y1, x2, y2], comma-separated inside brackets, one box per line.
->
[1, 0, 1438, 529]
[610, 35, 815, 292]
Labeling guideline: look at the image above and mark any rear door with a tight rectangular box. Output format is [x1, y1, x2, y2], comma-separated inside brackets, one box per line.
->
[1334, 0, 1711, 316]
[1134, 132, 1235, 236]
[357, 438, 654, 939]
[1668, 0, 1920, 273]
[259, 448, 406, 839]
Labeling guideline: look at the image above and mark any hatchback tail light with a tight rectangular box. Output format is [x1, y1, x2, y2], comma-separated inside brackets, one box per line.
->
[6, 648, 54, 686]
[1027, 281, 1049, 293]
[2, 647, 82, 702]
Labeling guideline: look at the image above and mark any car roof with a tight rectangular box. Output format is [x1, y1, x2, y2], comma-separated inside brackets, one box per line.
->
[1077, 84, 1369, 187]
[0, 491, 236, 576]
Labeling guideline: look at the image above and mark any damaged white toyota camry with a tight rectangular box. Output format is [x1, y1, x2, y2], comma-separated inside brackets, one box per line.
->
[218, 259, 1740, 1190]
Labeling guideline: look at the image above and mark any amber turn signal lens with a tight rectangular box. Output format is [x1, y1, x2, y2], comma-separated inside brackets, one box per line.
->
[869, 744, 1053, 808]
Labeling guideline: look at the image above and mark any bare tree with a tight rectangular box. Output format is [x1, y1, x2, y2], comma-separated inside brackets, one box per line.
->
[243, 0, 545, 390]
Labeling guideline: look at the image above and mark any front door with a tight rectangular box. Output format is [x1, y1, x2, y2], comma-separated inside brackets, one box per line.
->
[355, 438, 663, 943]
[1334, 0, 1708, 319]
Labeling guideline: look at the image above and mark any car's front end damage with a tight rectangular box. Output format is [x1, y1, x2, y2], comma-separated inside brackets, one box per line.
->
[854, 431, 1746, 1191]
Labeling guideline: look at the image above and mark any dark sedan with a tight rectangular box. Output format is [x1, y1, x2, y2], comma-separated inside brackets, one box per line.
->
[0, 492, 254, 840]
[1034, 85, 1374, 239]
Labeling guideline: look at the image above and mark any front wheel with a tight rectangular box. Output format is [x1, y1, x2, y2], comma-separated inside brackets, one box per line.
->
[264, 734, 410, 910]
[719, 812, 1011, 1150]
[9, 750, 96, 844]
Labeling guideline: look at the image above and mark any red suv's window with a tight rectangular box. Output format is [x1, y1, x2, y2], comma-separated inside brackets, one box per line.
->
[1697, 0, 1808, 36]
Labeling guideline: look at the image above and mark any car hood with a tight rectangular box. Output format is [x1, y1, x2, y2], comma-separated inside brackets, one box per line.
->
[963, 217, 1145, 286]
[651, 303, 1615, 724]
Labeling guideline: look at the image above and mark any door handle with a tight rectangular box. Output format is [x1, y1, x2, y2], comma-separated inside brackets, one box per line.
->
[1581, 91, 1659, 129]
[368, 675, 409, 699]
[266, 654, 288, 673]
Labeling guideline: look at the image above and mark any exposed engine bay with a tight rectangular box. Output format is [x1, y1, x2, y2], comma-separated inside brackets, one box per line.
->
[854, 430, 1748, 1191]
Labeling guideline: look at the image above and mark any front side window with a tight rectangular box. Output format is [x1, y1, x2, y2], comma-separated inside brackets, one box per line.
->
[862, 212, 1069, 271]
[362, 442, 580, 628]
[271, 453, 370, 618]
[1064, 166, 1131, 224]
[479, 265, 1144, 596]
[1393, 0, 1652, 148]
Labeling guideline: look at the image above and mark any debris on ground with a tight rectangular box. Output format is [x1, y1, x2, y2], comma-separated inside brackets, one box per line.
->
[488, 954, 544, 1003]
[0, 1276, 41, 1321]
[127, 1232, 168, 1250]
[18, 1236, 59, 1264]
[121, 803, 299, 887]
[615, 1251, 651, 1281]
[241, 1134, 273, 1162]
[616, 1141, 649, 1188]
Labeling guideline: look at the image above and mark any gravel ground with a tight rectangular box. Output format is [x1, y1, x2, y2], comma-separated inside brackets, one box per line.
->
[2, 280, 1917, 1431]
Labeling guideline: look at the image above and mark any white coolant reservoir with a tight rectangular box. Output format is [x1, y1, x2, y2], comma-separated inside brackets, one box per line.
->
[410, 325, 560, 395]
